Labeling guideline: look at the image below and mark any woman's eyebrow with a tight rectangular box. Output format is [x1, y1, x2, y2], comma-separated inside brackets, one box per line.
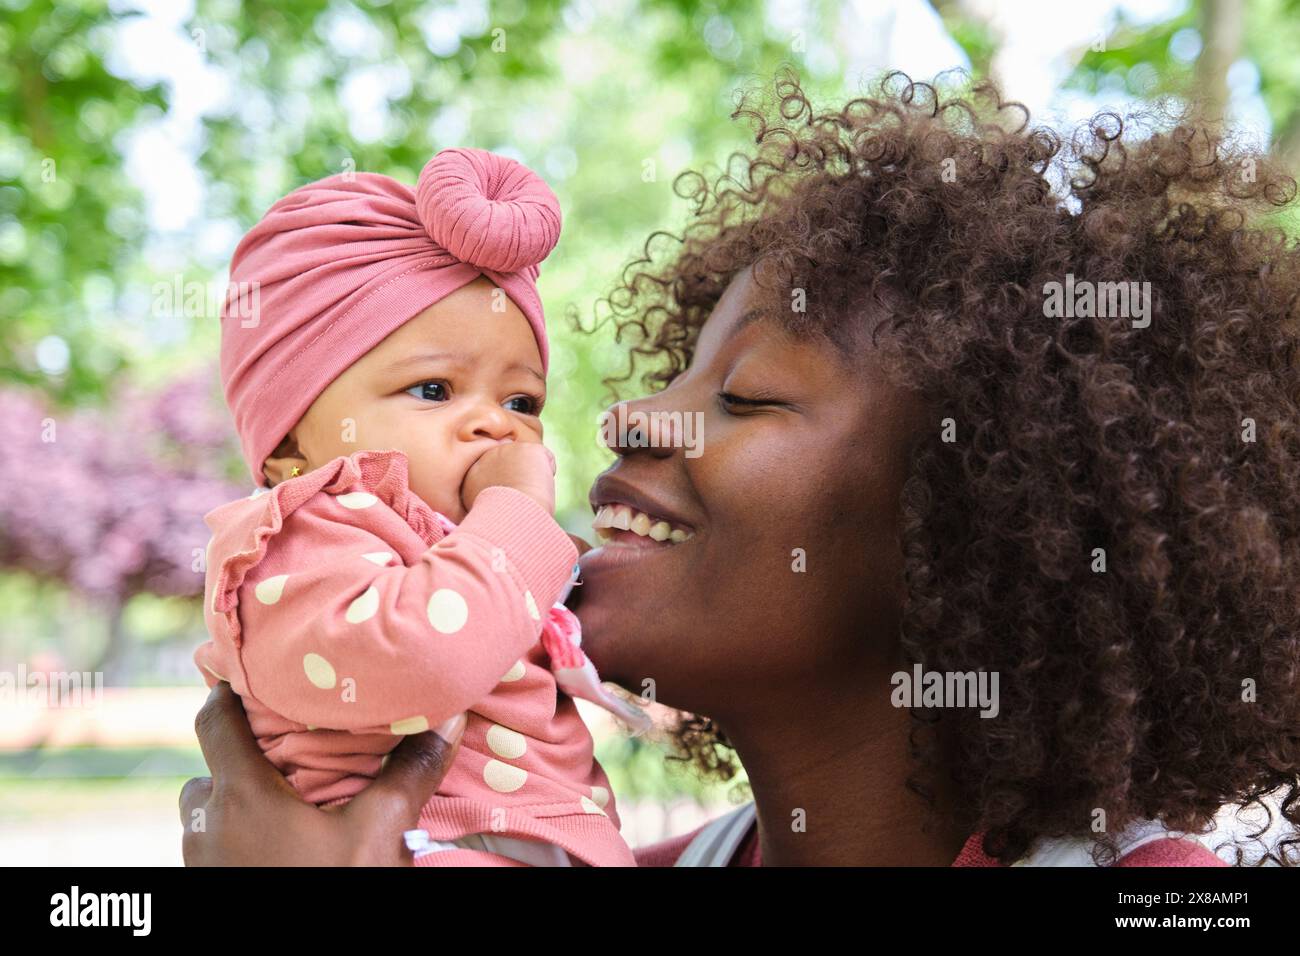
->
[382, 350, 544, 382]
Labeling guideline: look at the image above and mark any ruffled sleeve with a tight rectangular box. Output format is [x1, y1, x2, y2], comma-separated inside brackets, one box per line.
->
[199, 449, 577, 734]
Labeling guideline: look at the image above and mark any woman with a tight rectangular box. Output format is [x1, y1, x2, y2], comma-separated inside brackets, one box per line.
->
[181, 71, 1300, 866]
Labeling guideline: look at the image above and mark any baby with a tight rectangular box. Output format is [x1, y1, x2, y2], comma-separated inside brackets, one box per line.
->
[194, 147, 649, 867]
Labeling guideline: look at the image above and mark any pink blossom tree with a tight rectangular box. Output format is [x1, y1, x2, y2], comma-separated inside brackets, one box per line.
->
[0, 365, 246, 677]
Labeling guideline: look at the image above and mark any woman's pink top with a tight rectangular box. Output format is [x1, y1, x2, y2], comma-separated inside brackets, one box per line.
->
[195, 449, 635, 867]
[634, 822, 1228, 866]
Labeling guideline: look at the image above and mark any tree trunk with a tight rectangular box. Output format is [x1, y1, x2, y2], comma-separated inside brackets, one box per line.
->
[1192, 0, 1245, 127]
[92, 598, 128, 683]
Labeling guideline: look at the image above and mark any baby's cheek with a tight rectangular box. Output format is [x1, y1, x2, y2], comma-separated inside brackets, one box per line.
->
[408, 458, 466, 520]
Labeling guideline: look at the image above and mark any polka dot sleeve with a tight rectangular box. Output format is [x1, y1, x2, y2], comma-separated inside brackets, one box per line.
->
[206, 453, 576, 735]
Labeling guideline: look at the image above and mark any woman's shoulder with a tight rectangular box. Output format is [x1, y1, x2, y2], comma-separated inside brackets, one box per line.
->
[634, 803, 762, 867]
[638, 805, 1229, 867]
[633, 826, 764, 867]
[633, 828, 701, 867]
[956, 829, 1228, 867]
[1114, 839, 1226, 867]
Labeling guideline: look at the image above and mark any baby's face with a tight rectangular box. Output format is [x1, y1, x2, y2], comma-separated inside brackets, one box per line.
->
[271, 277, 546, 522]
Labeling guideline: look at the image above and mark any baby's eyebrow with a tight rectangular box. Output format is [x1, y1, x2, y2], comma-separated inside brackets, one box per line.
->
[383, 350, 544, 383]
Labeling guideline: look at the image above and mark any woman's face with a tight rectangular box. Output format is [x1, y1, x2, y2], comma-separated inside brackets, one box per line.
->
[574, 267, 929, 719]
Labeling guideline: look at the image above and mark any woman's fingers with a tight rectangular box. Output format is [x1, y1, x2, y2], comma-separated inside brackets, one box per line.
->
[184, 688, 469, 865]
[357, 712, 467, 813]
[344, 713, 467, 865]
[192, 682, 285, 799]
[178, 775, 212, 827]
[567, 532, 593, 556]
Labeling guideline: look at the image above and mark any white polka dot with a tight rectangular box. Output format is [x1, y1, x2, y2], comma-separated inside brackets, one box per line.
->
[524, 590, 540, 621]
[499, 659, 526, 682]
[484, 760, 528, 793]
[580, 795, 606, 816]
[486, 724, 527, 759]
[254, 574, 289, 605]
[427, 588, 468, 634]
[391, 715, 430, 735]
[361, 551, 393, 565]
[590, 786, 610, 808]
[336, 491, 378, 509]
[345, 585, 379, 624]
[303, 652, 336, 689]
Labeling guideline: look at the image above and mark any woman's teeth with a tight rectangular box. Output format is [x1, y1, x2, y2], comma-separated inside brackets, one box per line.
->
[592, 504, 693, 544]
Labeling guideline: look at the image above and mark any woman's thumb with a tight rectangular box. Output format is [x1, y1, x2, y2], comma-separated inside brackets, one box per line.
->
[362, 712, 468, 815]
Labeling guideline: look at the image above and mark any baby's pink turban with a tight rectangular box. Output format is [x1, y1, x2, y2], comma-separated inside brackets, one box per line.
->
[219, 147, 562, 486]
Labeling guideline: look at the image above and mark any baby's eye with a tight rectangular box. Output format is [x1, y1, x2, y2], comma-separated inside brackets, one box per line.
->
[406, 381, 449, 402]
[504, 395, 540, 415]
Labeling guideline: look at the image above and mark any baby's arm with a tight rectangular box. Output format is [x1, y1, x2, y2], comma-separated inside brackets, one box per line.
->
[234, 485, 577, 734]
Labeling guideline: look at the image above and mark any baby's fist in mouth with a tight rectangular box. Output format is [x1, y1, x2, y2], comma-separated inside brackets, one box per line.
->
[461, 441, 557, 515]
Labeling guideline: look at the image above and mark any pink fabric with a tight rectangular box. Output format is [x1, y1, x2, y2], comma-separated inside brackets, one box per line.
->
[539, 605, 653, 736]
[219, 148, 561, 485]
[634, 821, 1228, 867]
[195, 449, 635, 867]
[944, 832, 1224, 867]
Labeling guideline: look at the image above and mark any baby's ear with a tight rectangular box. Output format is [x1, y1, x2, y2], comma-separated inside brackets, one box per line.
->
[262, 431, 308, 487]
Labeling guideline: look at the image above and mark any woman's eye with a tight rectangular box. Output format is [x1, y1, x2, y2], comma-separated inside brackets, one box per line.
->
[405, 381, 449, 402]
[718, 391, 764, 408]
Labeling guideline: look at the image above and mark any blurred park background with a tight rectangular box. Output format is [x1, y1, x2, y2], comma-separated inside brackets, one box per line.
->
[3, 0, 1299, 865]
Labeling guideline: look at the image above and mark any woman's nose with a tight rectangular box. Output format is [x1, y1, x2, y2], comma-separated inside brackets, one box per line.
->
[599, 398, 678, 458]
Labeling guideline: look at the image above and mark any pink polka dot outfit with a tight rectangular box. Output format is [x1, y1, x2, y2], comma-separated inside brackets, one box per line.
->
[198, 147, 646, 865]
[197, 449, 640, 866]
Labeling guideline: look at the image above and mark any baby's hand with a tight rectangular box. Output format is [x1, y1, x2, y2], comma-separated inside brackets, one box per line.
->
[461, 441, 556, 515]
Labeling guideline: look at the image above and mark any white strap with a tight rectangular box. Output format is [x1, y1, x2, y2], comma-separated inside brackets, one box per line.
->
[675, 802, 758, 867]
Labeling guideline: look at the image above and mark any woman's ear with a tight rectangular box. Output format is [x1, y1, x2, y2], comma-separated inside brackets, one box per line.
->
[262, 431, 308, 486]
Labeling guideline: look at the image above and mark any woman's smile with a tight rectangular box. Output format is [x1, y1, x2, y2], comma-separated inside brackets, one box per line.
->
[580, 469, 698, 575]
[579, 504, 697, 573]
[592, 504, 693, 543]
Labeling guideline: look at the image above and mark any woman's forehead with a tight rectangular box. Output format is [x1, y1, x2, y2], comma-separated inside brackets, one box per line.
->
[699, 268, 788, 345]
[707, 262, 894, 348]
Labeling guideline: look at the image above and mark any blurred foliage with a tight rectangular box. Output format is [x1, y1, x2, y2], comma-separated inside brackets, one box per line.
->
[2, 0, 848, 543]
[5, 0, 1300, 839]
[1068, 0, 1300, 162]
[0, 0, 165, 401]
[5, 0, 1300, 668]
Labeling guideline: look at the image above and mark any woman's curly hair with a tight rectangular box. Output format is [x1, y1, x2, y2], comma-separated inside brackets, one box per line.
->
[595, 68, 1300, 865]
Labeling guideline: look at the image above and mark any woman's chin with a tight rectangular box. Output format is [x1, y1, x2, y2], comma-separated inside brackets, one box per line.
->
[572, 531, 697, 681]
[571, 582, 655, 685]
[572, 590, 618, 676]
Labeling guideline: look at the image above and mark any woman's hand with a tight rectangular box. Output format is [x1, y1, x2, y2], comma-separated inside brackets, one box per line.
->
[179, 682, 467, 866]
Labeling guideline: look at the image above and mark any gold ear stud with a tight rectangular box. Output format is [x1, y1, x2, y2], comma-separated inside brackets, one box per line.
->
[289, 466, 302, 478]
